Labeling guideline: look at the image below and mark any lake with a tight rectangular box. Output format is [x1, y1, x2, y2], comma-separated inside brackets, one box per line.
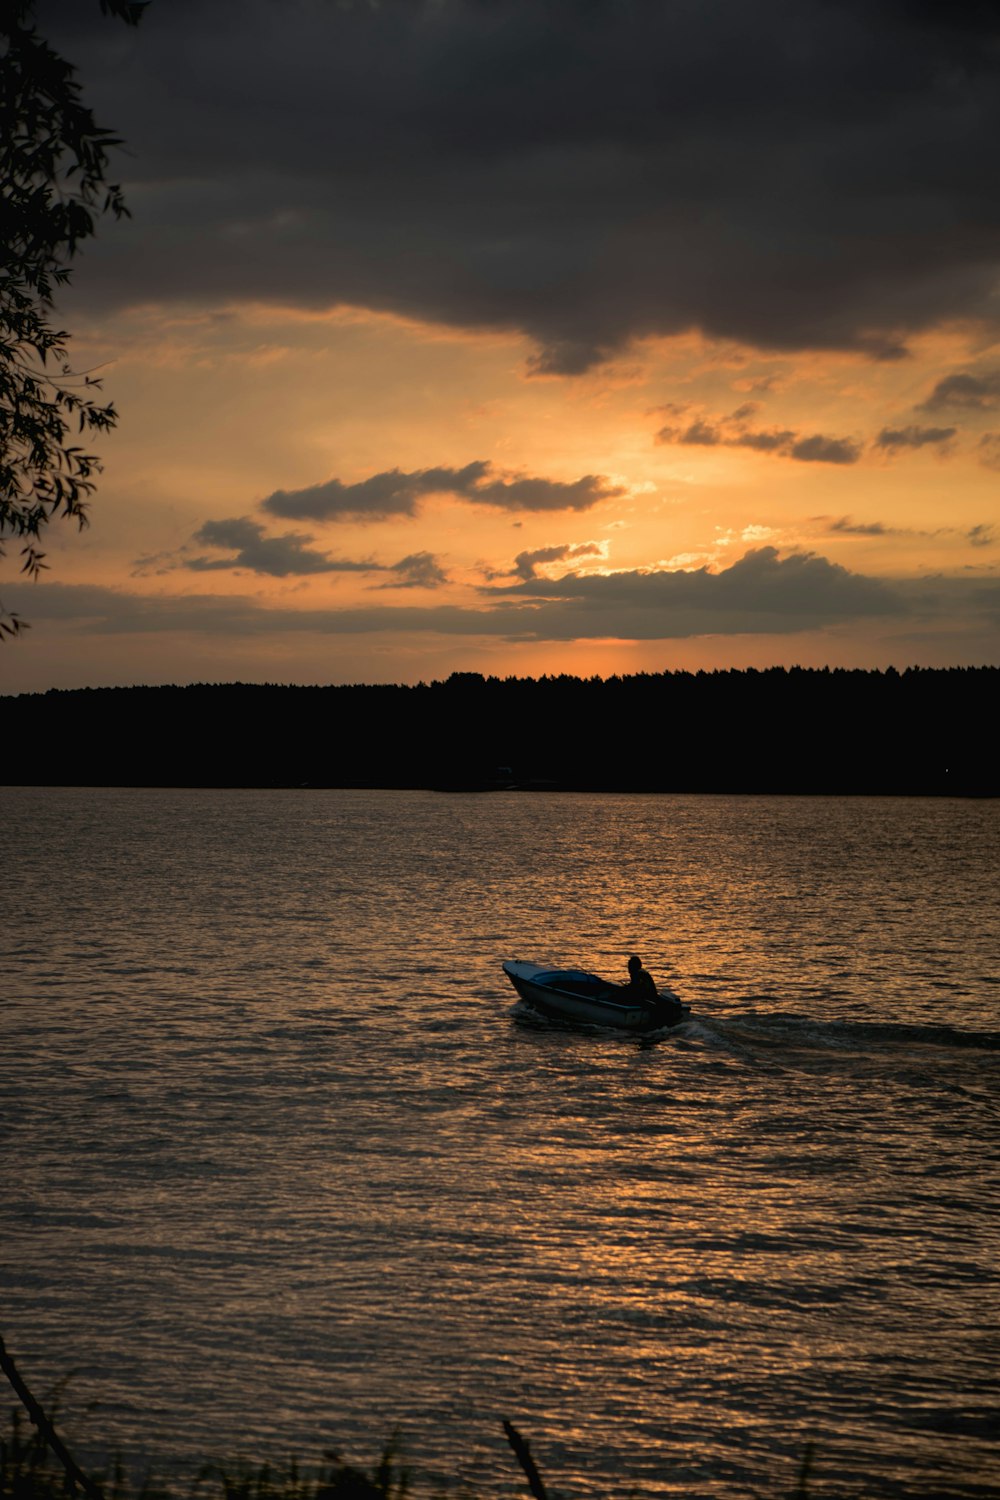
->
[1, 787, 998, 1498]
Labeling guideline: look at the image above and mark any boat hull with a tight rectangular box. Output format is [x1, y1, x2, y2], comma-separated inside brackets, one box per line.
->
[502, 961, 689, 1032]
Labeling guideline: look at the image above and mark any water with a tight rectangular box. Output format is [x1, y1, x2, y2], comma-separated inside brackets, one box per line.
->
[1, 788, 998, 1499]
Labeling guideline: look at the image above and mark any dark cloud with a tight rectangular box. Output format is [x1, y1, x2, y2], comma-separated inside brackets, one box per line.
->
[828, 517, 891, 537]
[657, 408, 860, 464]
[262, 463, 622, 522]
[825, 514, 996, 546]
[173, 519, 449, 584]
[511, 542, 604, 580]
[788, 435, 862, 465]
[0, 579, 504, 637]
[917, 372, 1000, 412]
[188, 517, 376, 577]
[732, 429, 798, 453]
[976, 434, 1000, 471]
[874, 424, 957, 451]
[381, 552, 449, 589]
[11, 549, 999, 642]
[45, 0, 1000, 371]
[262, 464, 488, 523]
[487, 548, 899, 633]
[732, 375, 783, 394]
[475, 474, 623, 510]
[678, 419, 723, 447]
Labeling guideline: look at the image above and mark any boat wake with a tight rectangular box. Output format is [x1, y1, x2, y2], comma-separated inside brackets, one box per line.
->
[662, 1012, 1000, 1098]
[512, 998, 1000, 1068]
[711, 1011, 1000, 1052]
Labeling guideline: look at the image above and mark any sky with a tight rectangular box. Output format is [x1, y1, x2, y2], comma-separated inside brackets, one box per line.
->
[3, 0, 1000, 692]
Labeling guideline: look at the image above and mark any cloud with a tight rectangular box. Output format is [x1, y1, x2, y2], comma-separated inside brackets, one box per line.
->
[488, 547, 900, 632]
[53, 0, 1000, 371]
[164, 520, 450, 586]
[787, 435, 862, 465]
[828, 517, 891, 537]
[0, 581, 512, 638]
[380, 552, 449, 589]
[186, 517, 376, 577]
[676, 419, 723, 447]
[11, 549, 999, 644]
[262, 464, 486, 523]
[976, 434, 1000, 471]
[733, 374, 784, 395]
[917, 372, 1000, 412]
[511, 541, 604, 580]
[825, 514, 997, 548]
[474, 474, 623, 511]
[262, 463, 623, 522]
[656, 407, 860, 464]
[874, 424, 957, 452]
[732, 429, 798, 453]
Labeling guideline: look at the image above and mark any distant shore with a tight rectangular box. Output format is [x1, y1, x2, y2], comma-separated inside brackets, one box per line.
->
[3, 666, 997, 795]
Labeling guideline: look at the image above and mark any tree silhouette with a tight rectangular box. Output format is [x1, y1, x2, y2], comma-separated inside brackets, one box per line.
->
[0, 0, 147, 637]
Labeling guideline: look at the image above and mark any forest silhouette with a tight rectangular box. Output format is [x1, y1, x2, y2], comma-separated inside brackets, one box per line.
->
[4, 666, 995, 794]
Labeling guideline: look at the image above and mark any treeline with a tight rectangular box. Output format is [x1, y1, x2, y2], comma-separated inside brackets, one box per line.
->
[3, 666, 997, 794]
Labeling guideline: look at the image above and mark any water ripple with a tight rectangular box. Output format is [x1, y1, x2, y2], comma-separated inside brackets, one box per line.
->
[2, 788, 998, 1499]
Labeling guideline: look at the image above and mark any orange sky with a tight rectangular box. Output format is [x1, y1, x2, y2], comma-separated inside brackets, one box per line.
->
[2, 2, 998, 691]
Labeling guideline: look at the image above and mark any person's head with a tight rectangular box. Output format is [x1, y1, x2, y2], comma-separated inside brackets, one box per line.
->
[628, 955, 642, 974]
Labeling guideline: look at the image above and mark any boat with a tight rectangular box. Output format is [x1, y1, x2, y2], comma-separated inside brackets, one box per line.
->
[502, 960, 690, 1032]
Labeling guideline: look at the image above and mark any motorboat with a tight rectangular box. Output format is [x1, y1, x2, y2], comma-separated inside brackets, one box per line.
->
[502, 960, 690, 1032]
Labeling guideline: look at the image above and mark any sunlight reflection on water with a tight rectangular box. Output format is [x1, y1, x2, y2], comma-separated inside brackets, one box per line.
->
[2, 788, 998, 1498]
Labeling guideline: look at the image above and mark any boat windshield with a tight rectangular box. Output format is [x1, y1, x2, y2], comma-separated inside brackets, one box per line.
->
[533, 969, 600, 986]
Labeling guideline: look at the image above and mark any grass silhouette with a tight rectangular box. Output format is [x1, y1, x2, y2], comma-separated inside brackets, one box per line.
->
[3, 1332, 820, 1500]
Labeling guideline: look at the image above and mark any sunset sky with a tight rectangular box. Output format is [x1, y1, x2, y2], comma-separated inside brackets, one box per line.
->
[3, 0, 999, 692]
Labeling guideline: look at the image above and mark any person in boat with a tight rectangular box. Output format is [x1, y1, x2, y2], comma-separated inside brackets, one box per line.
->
[622, 954, 659, 1008]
